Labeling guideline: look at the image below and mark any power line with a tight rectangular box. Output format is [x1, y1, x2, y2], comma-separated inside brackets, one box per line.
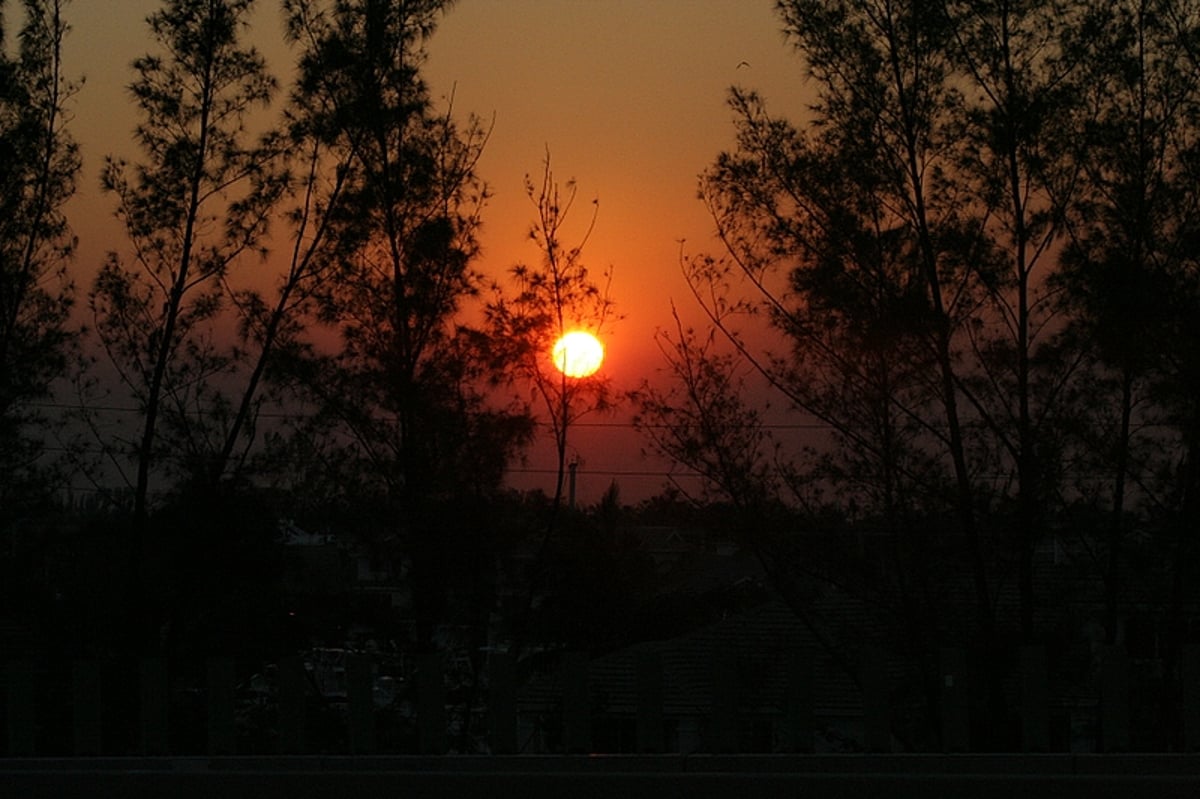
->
[32, 402, 1183, 434]
[507, 467, 702, 478]
[27, 401, 835, 431]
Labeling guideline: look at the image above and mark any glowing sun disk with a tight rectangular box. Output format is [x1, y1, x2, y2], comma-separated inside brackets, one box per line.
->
[553, 331, 604, 378]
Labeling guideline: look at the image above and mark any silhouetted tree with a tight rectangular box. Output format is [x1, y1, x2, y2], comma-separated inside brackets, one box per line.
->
[673, 0, 1001, 746]
[89, 0, 283, 526]
[279, 0, 531, 655]
[0, 0, 79, 522]
[1056, 0, 1200, 747]
[201, 0, 377, 489]
[651, 0, 1130, 749]
[486, 155, 617, 530]
[632, 306, 777, 512]
[943, 0, 1091, 642]
[0, 0, 79, 645]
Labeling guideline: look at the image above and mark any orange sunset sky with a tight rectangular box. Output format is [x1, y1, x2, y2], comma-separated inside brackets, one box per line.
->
[58, 0, 813, 502]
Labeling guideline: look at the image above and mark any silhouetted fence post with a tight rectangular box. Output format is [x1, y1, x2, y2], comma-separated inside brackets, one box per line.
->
[636, 647, 664, 753]
[710, 642, 738, 753]
[347, 652, 375, 754]
[488, 651, 517, 754]
[416, 653, 446, 755]
[140, 658, 169, 755]
[206, 658, 236, 755]
[1020, 645, 1049, 752]
[562, 652, 591, 753]
[72, 660, 102, 756]
[277, 655, 305, 754]
[782, 647, 814, 753]
[1100, 645, 1130, 752]
[1185, 645, 1200, 752]
[862, 647, 890, 752]
[6, 659, 35, 756]
[939, 647, 969, 753]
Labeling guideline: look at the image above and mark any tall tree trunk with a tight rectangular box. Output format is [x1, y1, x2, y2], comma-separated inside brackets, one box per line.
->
[1165, 419, 1200, 749]
[1104, 371, 1134, 645]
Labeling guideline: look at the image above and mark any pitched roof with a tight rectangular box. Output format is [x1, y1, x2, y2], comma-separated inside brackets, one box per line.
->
[520, 600, 863, 719]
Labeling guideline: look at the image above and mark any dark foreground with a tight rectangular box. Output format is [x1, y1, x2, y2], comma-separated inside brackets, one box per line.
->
[3, 754, 1200, 798]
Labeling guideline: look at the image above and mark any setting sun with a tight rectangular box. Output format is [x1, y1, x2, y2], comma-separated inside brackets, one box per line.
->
[552, 331, 605, 378]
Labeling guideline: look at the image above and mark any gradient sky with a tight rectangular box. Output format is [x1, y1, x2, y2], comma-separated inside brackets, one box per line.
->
[59, 0, 812, 502]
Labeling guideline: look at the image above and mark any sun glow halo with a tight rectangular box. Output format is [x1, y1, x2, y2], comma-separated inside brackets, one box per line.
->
[552, 331, 605, 378]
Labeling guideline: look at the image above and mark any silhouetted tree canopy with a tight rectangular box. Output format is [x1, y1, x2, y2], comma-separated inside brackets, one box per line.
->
[635, 0, 1200, 750]
[0, 0, 79, 523]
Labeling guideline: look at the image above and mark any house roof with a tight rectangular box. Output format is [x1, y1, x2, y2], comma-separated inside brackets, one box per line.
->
[518, 526, 1200, 725]
[519, 600, 863, 719]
